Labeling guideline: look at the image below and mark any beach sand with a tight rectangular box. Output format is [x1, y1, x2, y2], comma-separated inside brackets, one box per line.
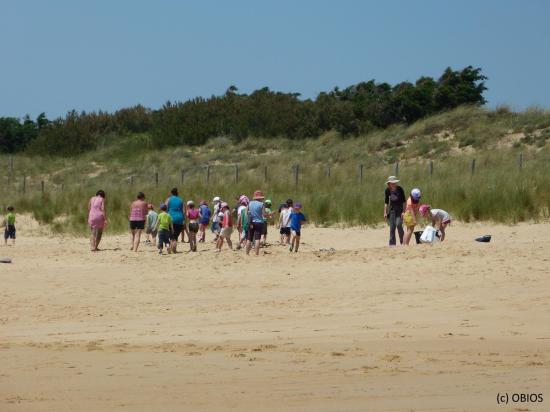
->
[1, 222, 549, 411]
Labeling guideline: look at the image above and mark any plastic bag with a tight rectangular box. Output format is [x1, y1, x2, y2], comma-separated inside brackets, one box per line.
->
[420, 225, 437, 244]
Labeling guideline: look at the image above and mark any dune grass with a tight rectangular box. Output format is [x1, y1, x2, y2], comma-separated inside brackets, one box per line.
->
[1, 106, 549, 234]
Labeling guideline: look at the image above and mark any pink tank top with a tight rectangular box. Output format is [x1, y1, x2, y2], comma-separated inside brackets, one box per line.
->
[130, 200, 146, 221]
[187, 208, 200, 220]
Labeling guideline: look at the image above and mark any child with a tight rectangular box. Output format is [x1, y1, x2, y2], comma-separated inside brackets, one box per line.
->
[211, 196, 222, 242]
[186, 200, 200, 252]
[215, 202, 233, 252]
[289, 202, 306, 252]
[3, 206, 16, 246]
[236, 195, 249, 250]
[155, 203, 173, 255]
[145, 204, 158, 246]
[198, 200, 211, 242]
[419, 204, 451, 241]
[261, 199, 274, 245]
[403, 188, 422, 246]
[278, 202, 292, 245]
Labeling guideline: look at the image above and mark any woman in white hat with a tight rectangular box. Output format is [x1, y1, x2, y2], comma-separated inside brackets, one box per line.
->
[384, 176, 406, 246]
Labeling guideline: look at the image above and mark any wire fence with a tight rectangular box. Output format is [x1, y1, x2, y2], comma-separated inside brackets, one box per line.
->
[0, 151, 530, 196]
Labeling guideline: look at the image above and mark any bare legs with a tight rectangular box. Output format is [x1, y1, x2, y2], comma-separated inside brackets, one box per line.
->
[404, 225, 414, 246]
[90, 227, 103, 251]
[290, 232, 300, 252]
[130, 229, 143, 251]
[198, 224, 206, 242]
[189, 231, 197, 251]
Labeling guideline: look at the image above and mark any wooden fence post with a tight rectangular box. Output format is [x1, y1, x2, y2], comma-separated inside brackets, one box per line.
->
[130, 176, 134, 187]
[264, 165, 268, 182]
[325, 165, 331, 178]
[358, 164, 364, 184]
[180, 169, 185, 184]
[22, 176, 26, 194]
[518, 152, 523, 170]
[41, 180, 45, 193]
[429, 160, 433, 176]
[293, 164, 299, 187]
[394, 161, 399, 176]
[155, 172, 159, 187]
[206, 165, 210, 183]
[470, 159, 476, 175]
[234, 164, 239, 183]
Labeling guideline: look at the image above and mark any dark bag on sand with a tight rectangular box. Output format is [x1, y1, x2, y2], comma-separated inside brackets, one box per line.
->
[475, 235, 491, 243]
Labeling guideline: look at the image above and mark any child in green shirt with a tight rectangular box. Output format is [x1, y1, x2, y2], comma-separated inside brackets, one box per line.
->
[155, 203, 173, 254]
[3, 206, 16, 245]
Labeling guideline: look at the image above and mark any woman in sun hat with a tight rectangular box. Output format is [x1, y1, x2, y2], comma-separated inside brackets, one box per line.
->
[384, 176, 406, 246]
[403, 187, 422, 246]
[246, 190, 266, 256]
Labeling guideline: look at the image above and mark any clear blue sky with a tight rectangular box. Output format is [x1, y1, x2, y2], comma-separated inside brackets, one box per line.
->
[1, 0, 549, 119]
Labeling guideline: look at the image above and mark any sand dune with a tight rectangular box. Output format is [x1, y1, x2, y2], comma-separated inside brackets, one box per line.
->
[1, 222, 549, 411]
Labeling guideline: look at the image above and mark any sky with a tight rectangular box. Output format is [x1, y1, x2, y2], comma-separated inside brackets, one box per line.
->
[1, 0, 549, 119]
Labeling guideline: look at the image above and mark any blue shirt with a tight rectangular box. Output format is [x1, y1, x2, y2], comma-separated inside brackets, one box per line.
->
[199, 204, 211, 224]
[290, 211, 306, 231]
[167, 195, 184, 224]
[248, 200, 264, 223]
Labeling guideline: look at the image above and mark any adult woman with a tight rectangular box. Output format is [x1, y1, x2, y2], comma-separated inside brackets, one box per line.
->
[129, 192, 148, 252]
[165, 187, 184, 253]
[246, 190, 266, 256]
[186, 200, 200, 252]
[88, 190, 107, 251]
[383, 176, 406, 246]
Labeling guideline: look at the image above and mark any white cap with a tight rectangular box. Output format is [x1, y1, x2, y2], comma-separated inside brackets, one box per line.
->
[213, 196, 220, 202]
[411, 188, 422, 200]
[187, 200, 194, 206]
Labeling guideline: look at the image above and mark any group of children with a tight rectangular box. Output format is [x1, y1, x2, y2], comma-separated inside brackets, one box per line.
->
[384, 175, 451, 246]
[139, 189, 307, 255]
[6, 178, 451, 252]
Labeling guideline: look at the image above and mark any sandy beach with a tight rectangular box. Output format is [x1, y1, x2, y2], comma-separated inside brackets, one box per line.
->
[1, 222, 549, 411]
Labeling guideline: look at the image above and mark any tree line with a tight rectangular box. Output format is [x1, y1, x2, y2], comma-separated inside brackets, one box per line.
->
[0, 66, 486, 156]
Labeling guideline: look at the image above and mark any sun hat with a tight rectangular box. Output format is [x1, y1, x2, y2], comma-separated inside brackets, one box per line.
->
[213, 196, 220, 203]
[265, 199, 272, 206]
[187, 200, 194, 206]
[159, 203, 167, 210]
[239, 195, 249, 205]
[220, 202, 229, 209]
[386, 176, 400, 184]
[253, 190, 265, 200]
[419, 204, 430, 216]
[294, 202, 302, 209]
[411, 188, 422, 200]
